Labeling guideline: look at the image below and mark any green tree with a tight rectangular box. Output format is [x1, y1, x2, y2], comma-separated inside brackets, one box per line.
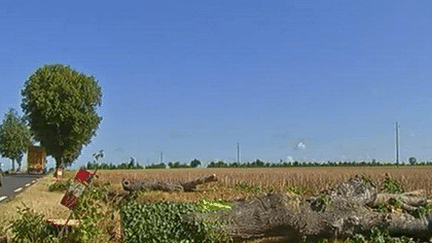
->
[21, 64, 102, 168]
[409, 157, 417, 165]
[190, 159, 201, 168]
[0, 108, 32, 171]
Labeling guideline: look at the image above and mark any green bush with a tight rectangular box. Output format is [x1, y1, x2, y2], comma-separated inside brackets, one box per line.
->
[121, 200, 231, 243]
[9, 204, 58, 243]
[69, 182, 114, 242]
[10, 183, 116, 243]
[382, 176, 404, 194]
[347, 228, 415, 243]
[48, 179, 72, 192]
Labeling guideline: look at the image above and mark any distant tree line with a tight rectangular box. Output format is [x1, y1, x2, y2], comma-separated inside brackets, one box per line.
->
[207, 158, 432, 168]
[83, 157, 144, 170]
[80, 156, 432, 171]
[81, 157, 202, 170]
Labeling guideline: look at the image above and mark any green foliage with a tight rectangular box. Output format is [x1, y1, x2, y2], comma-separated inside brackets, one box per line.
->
[409, 157, 417, 165]
[9, 204, 57, 243]
[197, 199, 232, 212]
[347, 228, 415, 243]
[81, 150, 144, 170]
[48, 179, 71, 192]
[0, 108, 32, 171]
[168, 161, 192, 169]
[145, 163, 166, 169]
[191, 159, 202, 168]
[285, 183, 311, 196]
[233, 182, 262, 194]
[21, 64, 102, 168]
[121, 200, 232, 243]
[412, 202, 432, 218]
[10, 182, 115, 243]
[69, 183, 113, 242]
[392, 196, 403, 210]
[376, 203, 390, 214]
[205, 159, 432, 168]
[382, 176, 404, 194]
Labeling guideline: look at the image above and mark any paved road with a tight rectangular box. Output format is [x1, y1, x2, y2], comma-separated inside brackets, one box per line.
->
[0, 174, 45, 203]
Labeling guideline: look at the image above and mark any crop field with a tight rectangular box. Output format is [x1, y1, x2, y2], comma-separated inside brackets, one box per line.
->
[95, 166, 432, 200]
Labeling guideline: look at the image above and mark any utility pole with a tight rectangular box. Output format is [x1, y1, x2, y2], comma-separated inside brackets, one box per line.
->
[395, 122, 400, 164]
[237, 143, 240, 163]
[160, 152, 163, 164]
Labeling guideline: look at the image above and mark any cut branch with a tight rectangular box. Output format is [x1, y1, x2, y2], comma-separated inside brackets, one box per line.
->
[122, 174, 218, 192]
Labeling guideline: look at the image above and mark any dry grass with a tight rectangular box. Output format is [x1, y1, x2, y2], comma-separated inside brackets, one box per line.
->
[94, 166, 432, 201]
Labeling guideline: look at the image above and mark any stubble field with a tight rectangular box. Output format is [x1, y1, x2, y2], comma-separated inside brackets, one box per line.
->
[95, 166, 432, 201]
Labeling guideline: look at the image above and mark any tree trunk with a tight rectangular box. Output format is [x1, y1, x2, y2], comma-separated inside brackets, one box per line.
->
[186, 177, 432, 242]
[55, 156, 65, 170]
[122, 174, 218, 192]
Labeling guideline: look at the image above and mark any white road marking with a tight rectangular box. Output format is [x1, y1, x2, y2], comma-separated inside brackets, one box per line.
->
[0, 196, 7, 202]
[14, 188, 23, 192]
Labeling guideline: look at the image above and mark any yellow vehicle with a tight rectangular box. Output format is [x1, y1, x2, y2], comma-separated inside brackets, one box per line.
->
[27, 146, 47, 174]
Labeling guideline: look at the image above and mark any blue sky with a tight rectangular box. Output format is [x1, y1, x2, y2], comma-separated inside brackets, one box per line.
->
[1, 1, 432, 169]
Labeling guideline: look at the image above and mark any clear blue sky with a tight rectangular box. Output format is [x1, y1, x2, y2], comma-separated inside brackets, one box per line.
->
[1, 1, 432, 169]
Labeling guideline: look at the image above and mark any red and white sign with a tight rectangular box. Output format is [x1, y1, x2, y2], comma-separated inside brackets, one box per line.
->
[60, 169, 96, 210]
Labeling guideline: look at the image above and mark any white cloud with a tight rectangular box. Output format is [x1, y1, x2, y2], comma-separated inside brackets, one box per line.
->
[297, 142, 306, 149]
[287, 156, 294, 162]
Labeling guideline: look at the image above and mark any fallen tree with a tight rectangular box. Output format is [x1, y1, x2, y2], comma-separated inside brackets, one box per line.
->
[120, 175, 432, 242]
[188, 176, 432, 242]
[122, 174, 218, 192]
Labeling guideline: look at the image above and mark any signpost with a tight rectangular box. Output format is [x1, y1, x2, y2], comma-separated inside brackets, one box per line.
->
[57, 169, 98, 236]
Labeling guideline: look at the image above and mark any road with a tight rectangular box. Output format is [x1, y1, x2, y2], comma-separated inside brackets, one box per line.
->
[0, 174, 45, 203]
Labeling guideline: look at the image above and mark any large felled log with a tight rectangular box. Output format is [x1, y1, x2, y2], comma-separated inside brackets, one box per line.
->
[369, 190, 427, 208]
[187, 176, 432, 242]
[122, 174, 218, 192]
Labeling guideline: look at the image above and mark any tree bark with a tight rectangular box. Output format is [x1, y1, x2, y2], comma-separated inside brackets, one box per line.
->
[188, 176, 432, 242]
[122, 174, 218, 192]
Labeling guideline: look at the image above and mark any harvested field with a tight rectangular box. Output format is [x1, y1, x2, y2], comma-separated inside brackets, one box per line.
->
[95, 166, 432, 199]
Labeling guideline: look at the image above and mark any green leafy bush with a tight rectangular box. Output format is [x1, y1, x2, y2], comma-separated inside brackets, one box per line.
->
[48, 179, 71, 192]
[69, 182, 114, 242]
[121, 200, 231, 243]
[382, 176, 404, 194]
[347, 228, 415, 243]
[9, 204, 58, 243]
[412, 202, 432, 218]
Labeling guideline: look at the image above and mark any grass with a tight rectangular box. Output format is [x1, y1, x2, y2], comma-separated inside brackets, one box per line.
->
[0, 172, 72, 240]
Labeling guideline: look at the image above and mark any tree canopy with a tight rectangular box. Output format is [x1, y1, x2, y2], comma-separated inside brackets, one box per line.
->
[0, 108, 32, 171]
[21, 64, 102, 168]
